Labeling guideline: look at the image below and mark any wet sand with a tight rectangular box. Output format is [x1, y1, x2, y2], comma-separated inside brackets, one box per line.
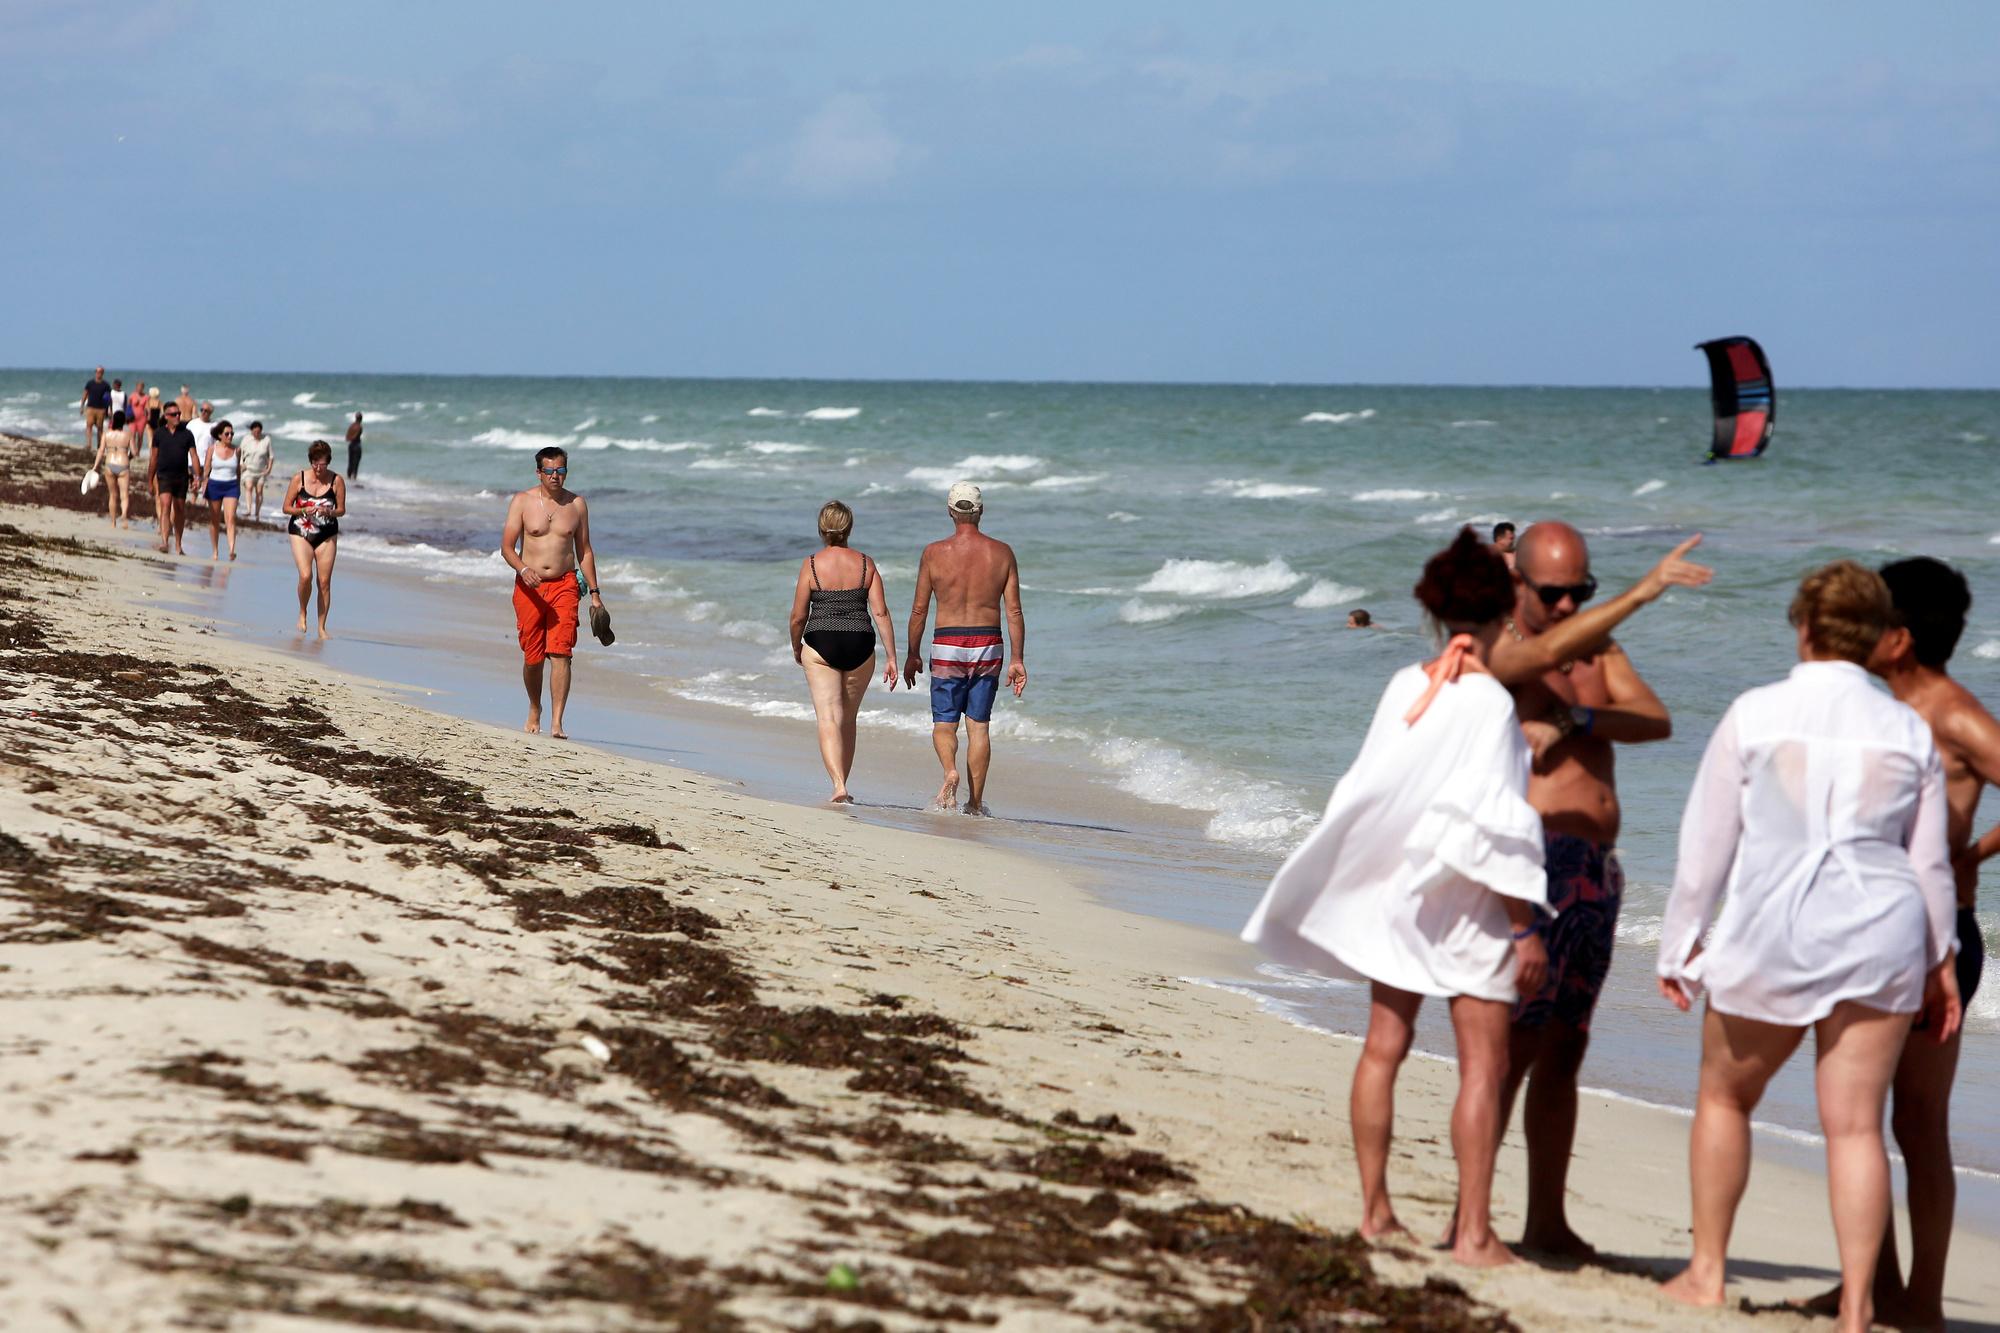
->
[6, 430, 1999, 1329]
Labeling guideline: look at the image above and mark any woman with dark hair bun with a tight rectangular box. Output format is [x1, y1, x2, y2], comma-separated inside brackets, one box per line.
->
[1243, 526, 1551, 1267]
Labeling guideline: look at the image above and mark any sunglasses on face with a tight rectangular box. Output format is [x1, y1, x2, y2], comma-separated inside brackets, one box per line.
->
[540, 466, 568, 477]
[1524, 574, 1598, 607]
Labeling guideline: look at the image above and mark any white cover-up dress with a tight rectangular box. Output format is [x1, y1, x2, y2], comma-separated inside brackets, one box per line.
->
[1241, 663, 1549, 1001]
[1658, 660, 1957, 1024]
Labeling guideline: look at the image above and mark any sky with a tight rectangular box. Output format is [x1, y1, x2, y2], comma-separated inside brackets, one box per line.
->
[6, 2, 1998, 386]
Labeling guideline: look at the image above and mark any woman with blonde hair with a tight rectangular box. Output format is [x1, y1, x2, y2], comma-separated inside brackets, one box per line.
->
[1658, 560, 1960, 1332]
[91, 409, 137, 528]
[788, 500, 899, 803]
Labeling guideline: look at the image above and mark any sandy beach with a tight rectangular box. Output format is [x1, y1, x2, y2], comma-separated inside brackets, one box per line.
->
[4, 431, 1998, 1330]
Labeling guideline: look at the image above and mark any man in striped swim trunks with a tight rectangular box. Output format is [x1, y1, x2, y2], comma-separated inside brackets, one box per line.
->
[904, 482, 1027, 814]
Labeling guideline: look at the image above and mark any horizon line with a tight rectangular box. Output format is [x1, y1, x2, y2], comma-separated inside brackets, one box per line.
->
[13, 365, 1996, 393]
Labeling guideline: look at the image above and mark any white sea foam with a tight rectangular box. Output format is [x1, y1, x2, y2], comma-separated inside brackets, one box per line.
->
[1209, 478, 1323, 500]
[238, 399, 266, 408]
[640, 413, 659, 423]
[1415, 508, 1461, 524]
[744, 441, 817, 454]
[1093, 737, 1313, 854]
[803, 406, 861, 420]
[338, 534, 511, 581]
[270, 418, 334, 442]
[1293, 580, 1368, 610]
[905, 454, 1044, 488]
[746, 407, 787, 417]
[572, 416, 598, 432]
[290, 391, 329, 408]
[1633, 478, 1667, 497]
[1975, 640, 2000, 660]
[844, 457, 863, 467]
[1352, 488, 1438, 502]
[578, 435, 708, 453]
[688, 457, 747, 471]
[471, 427, 573, 451]
[361, 411, 399, 423]
[1031, 473, 1105, 490]
[1106, 511, 1140, 523]
[1137, 558, 1303, 599]
[1118, 599, 1190, 625]
[1300, 409, 1375, 424]
[1450, 419, 1496, 428]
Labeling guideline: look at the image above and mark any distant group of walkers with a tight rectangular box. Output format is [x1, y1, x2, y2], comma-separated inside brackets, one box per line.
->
[1245, 523, 1987, 1333]
[80, 366, 356, 637]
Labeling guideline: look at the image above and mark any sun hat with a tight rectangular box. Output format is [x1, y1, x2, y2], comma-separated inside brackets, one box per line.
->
[947, 482, 983, 514]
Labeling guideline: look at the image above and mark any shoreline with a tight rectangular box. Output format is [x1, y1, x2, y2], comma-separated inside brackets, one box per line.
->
[7, 432, 2000, 1326]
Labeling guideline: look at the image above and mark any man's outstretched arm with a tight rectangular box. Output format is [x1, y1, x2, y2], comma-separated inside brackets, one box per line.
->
[1490, 535, 1711, 686]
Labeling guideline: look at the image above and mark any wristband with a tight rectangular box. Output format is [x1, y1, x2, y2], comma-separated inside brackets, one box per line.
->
[1574, 705, 1595, 736]
[1511, 924, 1537, 941]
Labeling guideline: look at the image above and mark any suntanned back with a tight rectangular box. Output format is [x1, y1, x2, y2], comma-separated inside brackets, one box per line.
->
[922, 529, 1016, 623]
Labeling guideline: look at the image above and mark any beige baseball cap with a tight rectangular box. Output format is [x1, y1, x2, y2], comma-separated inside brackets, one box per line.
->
[947, 481, 983, 514]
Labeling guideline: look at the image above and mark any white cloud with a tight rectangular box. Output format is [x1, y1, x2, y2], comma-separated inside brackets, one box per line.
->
[761, 94, 921, 196]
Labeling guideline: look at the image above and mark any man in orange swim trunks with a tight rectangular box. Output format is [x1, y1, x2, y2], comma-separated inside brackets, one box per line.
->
[500, 446, 605, 739]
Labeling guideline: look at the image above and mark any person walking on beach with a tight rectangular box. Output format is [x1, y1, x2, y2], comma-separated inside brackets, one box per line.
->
[239, 421, 274, 522]
[346, 412, 364, 480]
[1493, 520, 1673, 1260]
[1657, 561, 1961, 1333]
[1791, 556, 1996, 1330]
[1242, 528, 1553, 1268]
[146, 401, 198, 554]
[195, 421, 242, 560]
[283, 441, 346, 638]
[145, 387, 162, 457]
[91, 409, 137, 528]
[186, 401, 218, 512]
[175, 384, 196, 426]
[789, 501, 900, 804]
[501, 446, 604, 739]
[81, 366, 112, 452]
[902, 483, 1026, 815]
[1492, 521, 1517, 569]
[125, 380, 148, 439]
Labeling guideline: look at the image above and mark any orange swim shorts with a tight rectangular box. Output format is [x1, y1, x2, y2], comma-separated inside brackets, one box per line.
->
[513, 574, 579, 665]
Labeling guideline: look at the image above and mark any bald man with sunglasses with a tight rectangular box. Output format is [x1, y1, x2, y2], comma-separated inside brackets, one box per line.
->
[1493, 519, 1678, 1258]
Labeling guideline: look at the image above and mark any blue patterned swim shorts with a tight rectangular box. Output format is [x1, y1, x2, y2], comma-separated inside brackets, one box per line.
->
[1514, 833, 1624, 1032]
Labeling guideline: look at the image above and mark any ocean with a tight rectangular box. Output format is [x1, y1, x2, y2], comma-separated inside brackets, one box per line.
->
[8, 369, 1997, 1184]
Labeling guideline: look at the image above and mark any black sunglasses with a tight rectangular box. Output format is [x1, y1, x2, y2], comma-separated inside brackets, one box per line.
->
[1524, 573, 1598, 607]
[539, 465, 568, 477]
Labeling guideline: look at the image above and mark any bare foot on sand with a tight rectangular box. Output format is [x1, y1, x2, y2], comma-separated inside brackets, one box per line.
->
[962, 801, 989, 816]
[316, 624, 330, 641]
[524, 710, 541, 735]
[1360, 1203, 1408, 1244]
[1661, 1266, 1726, 1309]
[932, 773, 958, 810]
[551, 729, 568, 741]
[1451, 1232, 1518, 1269]
[830, 793, 854, 805]
[1519, 1224, 1601, 1264]
[296, 613, 308, 632]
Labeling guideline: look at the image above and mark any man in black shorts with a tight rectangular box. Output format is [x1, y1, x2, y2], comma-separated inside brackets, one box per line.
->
[147, 402, 198, 555]
[81, 365, 113, 453]
[1827, 557, 1999, 1328]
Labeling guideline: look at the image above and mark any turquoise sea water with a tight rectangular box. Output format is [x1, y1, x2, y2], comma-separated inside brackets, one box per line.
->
[9, 370, 1998, 1177]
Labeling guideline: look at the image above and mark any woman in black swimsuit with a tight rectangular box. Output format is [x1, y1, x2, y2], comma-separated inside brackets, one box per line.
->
[788, 500, 900, 803]
[283, 440, 348, 639]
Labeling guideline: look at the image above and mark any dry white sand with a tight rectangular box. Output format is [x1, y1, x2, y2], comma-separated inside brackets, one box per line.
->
[3, 446, 1998, 1328]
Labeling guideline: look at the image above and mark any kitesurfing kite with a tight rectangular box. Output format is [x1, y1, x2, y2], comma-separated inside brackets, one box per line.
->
[1696, 336, 1774, 462]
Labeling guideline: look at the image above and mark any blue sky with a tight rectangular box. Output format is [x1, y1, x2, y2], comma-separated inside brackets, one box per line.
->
[8, 2, 1997, 385]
